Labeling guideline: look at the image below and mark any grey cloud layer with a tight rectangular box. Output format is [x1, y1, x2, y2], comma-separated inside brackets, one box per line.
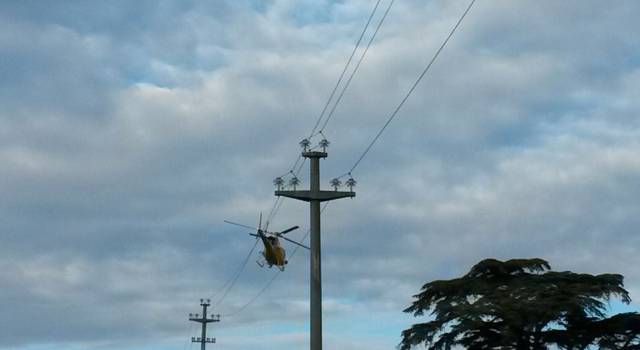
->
[1, 1, 639, 349]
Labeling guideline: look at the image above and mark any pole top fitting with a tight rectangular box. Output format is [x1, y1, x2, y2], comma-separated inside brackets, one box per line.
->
[288, 176, 300, 190]
[345, 177, 357, 191]
[274, 177, 285, 190]
[330, 178, 342, 191]
[319, 138, 330, 152]
[299, 138, 311, 152]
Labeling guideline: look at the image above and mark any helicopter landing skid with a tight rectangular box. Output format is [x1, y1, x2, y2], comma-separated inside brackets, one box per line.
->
[256, 260, 264, 267]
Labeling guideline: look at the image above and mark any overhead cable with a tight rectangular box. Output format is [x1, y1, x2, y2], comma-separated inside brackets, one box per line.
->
[315, 0, 396, 136]
[211, 238, 260, 307]
[227, 1, 396, 316]
[308, 0, 384, 138]
[346, 0, 477, 176]
[206, 0, 393, 316]
[222, 203, 328, 317]
[182, 322, 195, 350]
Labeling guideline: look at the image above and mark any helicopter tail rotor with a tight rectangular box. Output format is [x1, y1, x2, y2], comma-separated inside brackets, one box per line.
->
[224, 216, 299, 244]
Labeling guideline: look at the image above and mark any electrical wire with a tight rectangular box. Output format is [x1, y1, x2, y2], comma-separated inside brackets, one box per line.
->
[212, 159, 305, 304]
[215, 1, 396, 314]
[271, 0, 384, 188]
[314, 0, 396, 136]
[210, 238, 260, 307]
[189, 0, 477, 335]
[199, 0, 397, 319]
[308, 0, 383, 138]
[345, 0, 477, 176]
[222, 203, 328, 318]
[265, 196, 284, 231]
[210, 155, 303, 309]
[208, 153, 303, 309]
[182, 322, 195, 350]
[222, 270, 279, 318]
[266, 197, 286, 229]
[266, 153, 308, 229]
[214, 158, 302, 305]
[272, 0, 384, 186]
[266, 0, 389, 223]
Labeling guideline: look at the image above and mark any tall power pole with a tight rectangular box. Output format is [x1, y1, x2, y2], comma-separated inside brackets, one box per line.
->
[188, 299, 220, 350]
[275, 149, 355, 350]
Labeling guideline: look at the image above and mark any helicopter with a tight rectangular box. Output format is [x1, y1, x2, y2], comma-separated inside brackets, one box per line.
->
[224, 214, 309, 271]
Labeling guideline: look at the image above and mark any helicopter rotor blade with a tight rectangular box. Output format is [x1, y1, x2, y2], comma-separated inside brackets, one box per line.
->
[279, 235, 310, 250]
[279, 226, 300, 235]
[224, 220, 257, 230]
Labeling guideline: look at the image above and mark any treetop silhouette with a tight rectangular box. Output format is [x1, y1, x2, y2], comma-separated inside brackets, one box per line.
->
[400, 258, 639, 350]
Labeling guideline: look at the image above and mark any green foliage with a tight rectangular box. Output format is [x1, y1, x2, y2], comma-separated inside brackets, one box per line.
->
[400, 258, 638, 350]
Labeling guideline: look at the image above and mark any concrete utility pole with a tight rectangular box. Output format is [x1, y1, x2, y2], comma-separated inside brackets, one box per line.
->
[188, 299, 220, 350]
[276, 149, 355, 350]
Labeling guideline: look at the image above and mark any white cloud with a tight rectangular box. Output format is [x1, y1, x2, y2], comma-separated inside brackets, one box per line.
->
[1, 1, 639, 349]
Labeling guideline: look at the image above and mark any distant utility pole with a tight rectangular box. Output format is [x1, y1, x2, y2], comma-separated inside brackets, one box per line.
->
[188, 299, 220, 350]
[275, 142, 355, 350]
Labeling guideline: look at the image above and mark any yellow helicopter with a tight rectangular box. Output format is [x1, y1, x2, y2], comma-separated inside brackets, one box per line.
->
[224, 214, 309, 271]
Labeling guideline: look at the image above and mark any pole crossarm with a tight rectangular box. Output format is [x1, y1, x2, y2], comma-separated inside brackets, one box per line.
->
[192, 337, 216, 344]
[189, 316, 220, 324]
[275, 190, 355, 202]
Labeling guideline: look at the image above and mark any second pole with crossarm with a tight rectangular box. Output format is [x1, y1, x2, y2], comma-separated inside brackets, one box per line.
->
[188, 299, 220, 350]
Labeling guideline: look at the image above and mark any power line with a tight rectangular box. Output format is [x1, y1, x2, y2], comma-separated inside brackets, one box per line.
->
[212, 160, 303, 305]
[308, 0, 383, 139]
[222, 203, 328, 318]
[214, 160, 301, 305]
[315, 0, 397, 136]
[200, 0, 395, 319]
[222, 270, 279, 318]
[182, 322, 196, 350]
[274, 0, 384, 194]
[257, 0, 394, 268]
[210, 238, 260, 307]
[266, 0, 390, 225]
[265, 196, 284, 231]
[266, 156, 308, 228]
[221, 232, 305, 318]
[266, 196, 286, 229]
[198, 0, 477, 336]
[210, 156, 302, 309]
[346, 0, 477, 176]
[214, 0, 392, 314]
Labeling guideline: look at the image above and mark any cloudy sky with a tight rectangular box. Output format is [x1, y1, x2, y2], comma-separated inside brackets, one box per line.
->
[1, 0, 639, 349]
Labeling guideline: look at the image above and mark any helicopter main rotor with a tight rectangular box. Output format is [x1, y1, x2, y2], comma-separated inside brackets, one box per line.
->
[274, 232, 310, 250]
[223, 220, 257, 231]
[224, 220, 300, 238]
